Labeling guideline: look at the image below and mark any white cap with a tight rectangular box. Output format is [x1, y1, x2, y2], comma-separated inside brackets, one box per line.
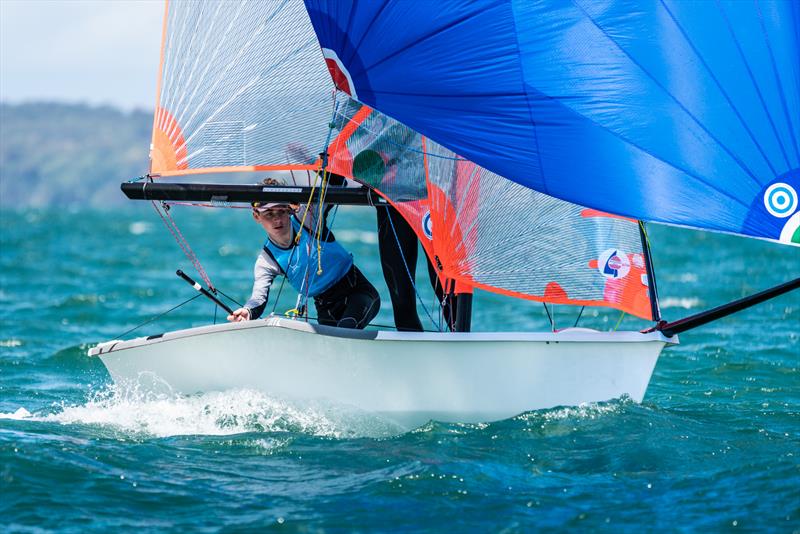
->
[252, 201, 290, 212]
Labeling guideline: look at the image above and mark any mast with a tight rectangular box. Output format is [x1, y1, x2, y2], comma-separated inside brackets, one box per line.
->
[453, 294, 472, 332]
[639, 222, 662, 322]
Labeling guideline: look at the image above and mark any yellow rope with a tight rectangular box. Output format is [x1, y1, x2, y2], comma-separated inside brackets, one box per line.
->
[613, 311, 626, 331]
[295, 169, 323, 245]
[313, 168, 330, 275]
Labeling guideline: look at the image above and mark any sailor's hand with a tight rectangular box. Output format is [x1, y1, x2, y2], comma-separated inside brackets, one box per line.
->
[227, 308, 251, 322]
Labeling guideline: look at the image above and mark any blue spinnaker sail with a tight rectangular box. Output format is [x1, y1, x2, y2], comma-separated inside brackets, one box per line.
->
[304, 0, 800, 246]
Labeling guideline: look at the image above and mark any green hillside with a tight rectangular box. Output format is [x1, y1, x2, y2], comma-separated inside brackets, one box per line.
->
[0, 102, 151, 207]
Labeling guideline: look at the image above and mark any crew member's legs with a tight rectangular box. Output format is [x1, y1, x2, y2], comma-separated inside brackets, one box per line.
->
[315, 266, 380, 329]
[377, 206, 424, 331]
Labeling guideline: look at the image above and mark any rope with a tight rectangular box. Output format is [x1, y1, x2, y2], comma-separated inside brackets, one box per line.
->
[215, 288, 242, 308]
[613, 311, 626, 331]
[314, 169, 330, 275]
[289, 101, 340, 316]
[573, 306, 585, 328]
[303, 202, 340, 295]
[543, 302, 554, 331]
[271, 168, 320, 316]
[152, 201, 216, 290]
[115, 294, 201, 339]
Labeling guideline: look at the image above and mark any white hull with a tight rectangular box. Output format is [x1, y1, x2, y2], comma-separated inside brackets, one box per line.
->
[89, 317, 675, 428]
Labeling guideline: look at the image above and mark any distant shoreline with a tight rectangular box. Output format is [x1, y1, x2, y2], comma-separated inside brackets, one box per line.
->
[0, 102, 151, 208]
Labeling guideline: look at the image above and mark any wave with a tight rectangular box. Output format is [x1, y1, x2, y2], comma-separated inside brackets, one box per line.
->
[2, 384, 405, 439]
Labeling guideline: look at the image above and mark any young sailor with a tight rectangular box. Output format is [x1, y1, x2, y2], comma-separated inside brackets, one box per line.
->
[227, 199, 380, 329]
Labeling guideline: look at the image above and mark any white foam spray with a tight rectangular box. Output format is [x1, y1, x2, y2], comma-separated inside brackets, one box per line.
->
[3, 383, 404, 439]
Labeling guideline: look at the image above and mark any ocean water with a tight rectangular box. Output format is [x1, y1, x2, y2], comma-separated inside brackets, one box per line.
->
[1, 206, 798, 531]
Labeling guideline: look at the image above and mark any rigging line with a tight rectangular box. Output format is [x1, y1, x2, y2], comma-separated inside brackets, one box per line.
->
[574, 0, 763, 190]
[314, 169, 331, 275]
[215, 288, 243, 308]
[658, 0, 780, 176]
[613, 311, 626, 332]
[271, 271, 289, 316]
[573, 306, 585, 328]
[754, 0, 800, 165]
[277, 174, 324, 315]
[543, 302, 554, 332]
[639, 220, 662, 322]
[151, 200, 216, 290]
[273, 167, 327, 316]
[714, 0, 794, 171]
[384, 205, 441, 331]
[297, 101, 341, 307]
[270, 208, 310, 316]
[304, 203, 342, 305]
[115, 294, 201, 340]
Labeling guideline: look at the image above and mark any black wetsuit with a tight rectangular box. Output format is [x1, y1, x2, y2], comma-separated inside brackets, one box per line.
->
[376, 205, 455, 331]
[314, 265, 380, 329]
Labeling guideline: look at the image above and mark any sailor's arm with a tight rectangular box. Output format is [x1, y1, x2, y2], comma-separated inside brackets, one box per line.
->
[228, 252, 279, 321]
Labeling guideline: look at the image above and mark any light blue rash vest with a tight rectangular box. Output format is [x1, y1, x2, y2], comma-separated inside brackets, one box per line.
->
[263, 217, 353, 297]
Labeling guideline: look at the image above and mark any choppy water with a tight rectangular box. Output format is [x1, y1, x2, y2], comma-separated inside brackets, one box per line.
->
[1, 206, 798, 531]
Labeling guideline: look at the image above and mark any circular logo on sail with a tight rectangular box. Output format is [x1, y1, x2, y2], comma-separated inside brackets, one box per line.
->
[598, 248, 630, 279]
[422, 211, 433, 240]
[763, 182, 798, 218]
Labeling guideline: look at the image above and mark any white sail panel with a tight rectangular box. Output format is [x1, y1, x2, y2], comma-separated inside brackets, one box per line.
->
[152, 0, 343, 175]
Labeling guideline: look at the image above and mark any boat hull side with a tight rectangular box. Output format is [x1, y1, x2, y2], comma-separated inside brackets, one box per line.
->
[91, 319, 669, 425]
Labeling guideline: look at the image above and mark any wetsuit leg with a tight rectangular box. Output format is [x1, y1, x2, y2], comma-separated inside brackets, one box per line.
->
[377, 206, 424, 331]
[315, 299, 345, 327]
[314, 266, 380, 329]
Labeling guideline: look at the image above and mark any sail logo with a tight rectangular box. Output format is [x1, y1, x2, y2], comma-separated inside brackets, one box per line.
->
[763, 182, 797, 218]
[598, 248, 630, 279]
[422, 211, 433, 240]
[321, 48, 358, 99]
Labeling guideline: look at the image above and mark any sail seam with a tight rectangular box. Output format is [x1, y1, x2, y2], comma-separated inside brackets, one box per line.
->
[658, 0, 780, 177]
[713, 0, 794, 172]
[573, 0, 763, 190]
[754, 0, 800, 166]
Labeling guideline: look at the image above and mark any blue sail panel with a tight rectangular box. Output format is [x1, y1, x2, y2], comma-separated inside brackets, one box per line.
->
[304, 0, 800, 246]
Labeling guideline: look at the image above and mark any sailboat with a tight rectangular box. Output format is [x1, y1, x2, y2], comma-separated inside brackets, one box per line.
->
[89, 0, 798, 428]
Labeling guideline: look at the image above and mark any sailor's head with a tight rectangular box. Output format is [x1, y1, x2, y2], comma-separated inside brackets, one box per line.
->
[253, 176, 292, 219]
[252, 176, 295, 244]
